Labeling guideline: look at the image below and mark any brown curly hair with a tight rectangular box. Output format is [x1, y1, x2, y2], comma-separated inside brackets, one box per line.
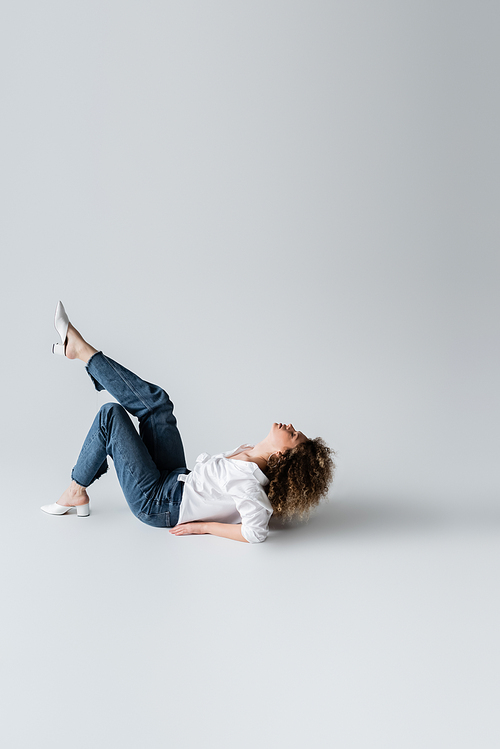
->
[264, 437, 335, 520]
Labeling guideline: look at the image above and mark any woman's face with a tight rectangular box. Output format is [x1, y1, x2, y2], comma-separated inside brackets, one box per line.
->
[271, 422, 308, 452]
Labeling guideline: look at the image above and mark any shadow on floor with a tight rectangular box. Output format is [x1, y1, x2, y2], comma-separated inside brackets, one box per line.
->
[269, 496, 500, 539]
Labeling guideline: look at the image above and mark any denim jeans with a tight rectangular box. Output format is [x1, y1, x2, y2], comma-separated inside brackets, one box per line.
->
[71, 352, 189, 528]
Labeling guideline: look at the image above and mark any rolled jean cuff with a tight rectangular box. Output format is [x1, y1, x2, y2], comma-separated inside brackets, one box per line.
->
[71, 457, 109, 488]
[70, 470, 90, 488]
[86, 351, 105, 391]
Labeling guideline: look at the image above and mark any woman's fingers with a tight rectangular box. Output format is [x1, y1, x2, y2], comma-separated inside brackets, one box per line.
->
[169, 525, 185, 535]
[170, 525, 190, 535]
[169, 522, 206, 536]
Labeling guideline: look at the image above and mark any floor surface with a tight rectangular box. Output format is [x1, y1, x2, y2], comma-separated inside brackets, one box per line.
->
[2, 475, 499, 748]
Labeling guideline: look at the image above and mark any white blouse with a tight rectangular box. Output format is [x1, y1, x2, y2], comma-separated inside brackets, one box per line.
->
[176, 444, 273, 543]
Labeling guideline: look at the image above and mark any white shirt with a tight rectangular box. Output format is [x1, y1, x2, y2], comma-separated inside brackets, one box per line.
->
[177, 444, 273, 543]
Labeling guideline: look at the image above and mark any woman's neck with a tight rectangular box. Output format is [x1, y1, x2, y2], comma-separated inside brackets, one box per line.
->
[246, 441, 273, 470]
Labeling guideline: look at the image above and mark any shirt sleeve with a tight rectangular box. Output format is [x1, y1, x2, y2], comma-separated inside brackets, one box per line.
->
[231, 486, 273, 544]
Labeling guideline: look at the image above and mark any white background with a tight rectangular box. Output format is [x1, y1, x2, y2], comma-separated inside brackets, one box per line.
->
[1, 2, 499, 747]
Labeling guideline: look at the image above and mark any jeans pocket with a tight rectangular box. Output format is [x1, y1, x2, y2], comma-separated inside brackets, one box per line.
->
[137, 510, 171, 528]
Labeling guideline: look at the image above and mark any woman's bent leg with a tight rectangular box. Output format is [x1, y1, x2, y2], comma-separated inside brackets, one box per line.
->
[85, 352, 186, 473]
[72, 402, 170, 521]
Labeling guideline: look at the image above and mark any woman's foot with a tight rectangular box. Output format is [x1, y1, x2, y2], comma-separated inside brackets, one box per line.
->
[65, 323, 98, 364]
[57, 480, 90, 507]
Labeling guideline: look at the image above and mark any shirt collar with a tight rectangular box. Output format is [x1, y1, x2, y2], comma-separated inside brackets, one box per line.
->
[223, 444, 270, 486]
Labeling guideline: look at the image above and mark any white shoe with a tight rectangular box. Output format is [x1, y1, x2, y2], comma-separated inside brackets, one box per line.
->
[52, 300, 69, 356]
[41, 502, 90, 517]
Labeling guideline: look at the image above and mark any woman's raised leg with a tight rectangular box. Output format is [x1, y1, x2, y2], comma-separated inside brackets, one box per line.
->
[65, 323, 186, 473]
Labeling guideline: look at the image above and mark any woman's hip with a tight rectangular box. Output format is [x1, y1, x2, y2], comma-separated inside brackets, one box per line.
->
[135, 467, 189, 528]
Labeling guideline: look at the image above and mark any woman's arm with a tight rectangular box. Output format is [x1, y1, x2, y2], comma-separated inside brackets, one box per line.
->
[204, 522, 249, 543]
[169, 521, 249, 543]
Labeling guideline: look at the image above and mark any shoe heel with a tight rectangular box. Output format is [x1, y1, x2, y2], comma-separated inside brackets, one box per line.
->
[76, 503, 90, 517]
[52, 343, 66, 356]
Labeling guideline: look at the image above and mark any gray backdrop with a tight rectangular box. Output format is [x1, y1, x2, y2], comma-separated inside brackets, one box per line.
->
[1, 2, 499, 748]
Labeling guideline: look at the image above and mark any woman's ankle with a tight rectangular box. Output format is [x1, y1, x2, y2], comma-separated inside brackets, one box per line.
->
[69, 480, 88, 498]
[79, 343, 99, 364]
[57, 481, 90, 507]
[66, 323, 98, 363]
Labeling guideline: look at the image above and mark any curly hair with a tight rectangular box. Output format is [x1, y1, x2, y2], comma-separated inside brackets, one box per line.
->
[264, 437, 335, 521]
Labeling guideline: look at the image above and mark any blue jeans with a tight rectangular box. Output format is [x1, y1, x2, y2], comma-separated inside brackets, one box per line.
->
[71, 352, 189, 528]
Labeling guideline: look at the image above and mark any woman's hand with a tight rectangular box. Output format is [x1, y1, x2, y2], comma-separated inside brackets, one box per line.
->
[170, 521, 249, 542]
[169, 521, 208, 537]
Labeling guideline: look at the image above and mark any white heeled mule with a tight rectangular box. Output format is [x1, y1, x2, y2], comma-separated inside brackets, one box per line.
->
[41, 502, 90, 517]
[52, 300, 69, 356]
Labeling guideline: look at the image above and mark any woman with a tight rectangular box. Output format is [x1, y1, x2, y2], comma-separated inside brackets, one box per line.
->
[42, 302, 335, 543]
